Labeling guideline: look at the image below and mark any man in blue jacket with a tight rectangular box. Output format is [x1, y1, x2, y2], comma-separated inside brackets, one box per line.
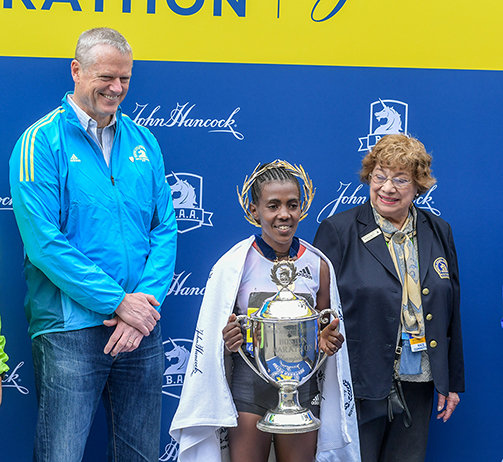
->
[9, 28, 177, 461]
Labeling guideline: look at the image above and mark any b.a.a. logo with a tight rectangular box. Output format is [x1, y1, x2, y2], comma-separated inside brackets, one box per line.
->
[162, 338, 193, 399]
[132, 145, 150, 162]
[358, 99, 408, 151]
[166, 172, 213, 233]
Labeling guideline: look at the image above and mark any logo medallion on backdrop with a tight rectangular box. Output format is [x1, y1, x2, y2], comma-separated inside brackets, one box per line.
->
[162, 338, 193, 399]
[358, 99, 408, 151]
[166, 172, 213, 234]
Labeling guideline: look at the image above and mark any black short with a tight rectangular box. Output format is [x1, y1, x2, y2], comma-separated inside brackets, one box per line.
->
[230, 353, 320, 418]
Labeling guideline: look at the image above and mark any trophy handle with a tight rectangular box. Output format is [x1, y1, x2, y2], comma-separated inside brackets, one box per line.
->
[234, 315, 269, 383]
[315, 308, 339, 371]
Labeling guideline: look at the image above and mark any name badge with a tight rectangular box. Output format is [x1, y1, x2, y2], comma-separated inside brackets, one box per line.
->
[410, 335, 427, 352]
[361, 228, 382, 243]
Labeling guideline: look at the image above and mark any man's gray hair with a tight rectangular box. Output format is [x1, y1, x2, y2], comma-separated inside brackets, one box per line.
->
[75, 28, 132, 69]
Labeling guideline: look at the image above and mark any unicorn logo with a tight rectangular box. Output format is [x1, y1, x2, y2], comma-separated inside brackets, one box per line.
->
[162, 337, 193, 399]
[358, 99, 408, 151]
[166, 172, 213, 234]
[373, 99, 403, 134]
[164, 338, 190, 374]
[170, 172, 197, 208]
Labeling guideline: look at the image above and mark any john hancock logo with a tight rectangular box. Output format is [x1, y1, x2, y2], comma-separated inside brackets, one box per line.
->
[162, 338, 192, 399]
[166, 172, 213, 234]
[2, 361, 30, 395]
[0, 193, 13, 210]
[358, 99, 408, 151]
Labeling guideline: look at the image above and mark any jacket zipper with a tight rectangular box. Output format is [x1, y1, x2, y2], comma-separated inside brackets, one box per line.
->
[110, 169, 130, 287]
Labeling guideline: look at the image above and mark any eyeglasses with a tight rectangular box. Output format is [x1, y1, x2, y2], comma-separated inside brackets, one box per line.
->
[369, 173, 413, 189]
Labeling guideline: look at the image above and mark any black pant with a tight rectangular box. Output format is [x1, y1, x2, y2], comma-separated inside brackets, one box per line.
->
[358, 381, 435, 462]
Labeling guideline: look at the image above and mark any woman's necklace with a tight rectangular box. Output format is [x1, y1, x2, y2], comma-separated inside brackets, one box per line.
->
[274, 249, 290, 260]
[254, 234, 300, 261]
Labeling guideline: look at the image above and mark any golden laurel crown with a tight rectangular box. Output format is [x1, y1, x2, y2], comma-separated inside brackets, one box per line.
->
[237, 159, 315, 227]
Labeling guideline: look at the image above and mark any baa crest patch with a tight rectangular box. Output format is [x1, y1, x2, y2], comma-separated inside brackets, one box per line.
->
[133, 145, 149, 162]
[433, 257, 449, 279]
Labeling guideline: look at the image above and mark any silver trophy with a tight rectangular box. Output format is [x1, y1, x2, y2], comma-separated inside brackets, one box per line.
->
[236, 260, 337, 434]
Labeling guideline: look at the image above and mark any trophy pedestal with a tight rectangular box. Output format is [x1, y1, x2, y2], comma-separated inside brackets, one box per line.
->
[256, 382, 321, 434]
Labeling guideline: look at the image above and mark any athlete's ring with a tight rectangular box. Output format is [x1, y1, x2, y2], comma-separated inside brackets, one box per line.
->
[127, 340, 134, 344]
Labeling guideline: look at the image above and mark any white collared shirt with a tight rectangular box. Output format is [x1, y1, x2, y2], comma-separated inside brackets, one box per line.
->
[67, 94, 116, 167]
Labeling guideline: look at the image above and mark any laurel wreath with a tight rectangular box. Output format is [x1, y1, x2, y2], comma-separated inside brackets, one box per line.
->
[270, 260, 298, 288]
[237, 159, 315, 227]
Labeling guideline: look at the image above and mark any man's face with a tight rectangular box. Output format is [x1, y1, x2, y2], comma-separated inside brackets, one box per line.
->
[71, 44, 133, 128]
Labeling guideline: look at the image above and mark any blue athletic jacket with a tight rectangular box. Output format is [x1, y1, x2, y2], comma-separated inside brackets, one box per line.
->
[10, 94, 177, 339]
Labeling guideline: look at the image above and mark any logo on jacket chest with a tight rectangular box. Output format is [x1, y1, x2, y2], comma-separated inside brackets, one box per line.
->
[433, 257, 450, 279]
[130, 145, 149, 162]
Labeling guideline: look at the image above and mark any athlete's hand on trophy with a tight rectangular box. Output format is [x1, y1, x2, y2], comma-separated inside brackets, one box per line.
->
[320, 318, 344, 356]
[222, 313, 243, 355]
[115, 293, 161, 336]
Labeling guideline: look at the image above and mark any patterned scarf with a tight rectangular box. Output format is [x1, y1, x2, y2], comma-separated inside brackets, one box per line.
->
[373, 207, 425, 338]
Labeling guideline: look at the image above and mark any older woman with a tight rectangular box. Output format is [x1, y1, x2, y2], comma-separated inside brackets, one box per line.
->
[314, 134, 464, 462]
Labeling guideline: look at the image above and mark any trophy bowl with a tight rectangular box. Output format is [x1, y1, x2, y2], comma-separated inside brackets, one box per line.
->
[235, 260, 337, 434]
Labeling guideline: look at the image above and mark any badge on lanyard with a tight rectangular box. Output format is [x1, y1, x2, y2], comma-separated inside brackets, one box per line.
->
[404, 332, 427, 352]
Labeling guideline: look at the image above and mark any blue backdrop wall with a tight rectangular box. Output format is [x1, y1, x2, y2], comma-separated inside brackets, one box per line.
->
[1, 46, 502, 461]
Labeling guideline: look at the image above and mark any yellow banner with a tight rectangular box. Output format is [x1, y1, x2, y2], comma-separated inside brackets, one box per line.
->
[1, 0, 503, 70]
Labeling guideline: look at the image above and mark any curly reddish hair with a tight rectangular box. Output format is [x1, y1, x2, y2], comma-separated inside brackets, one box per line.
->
[360, 134, 436, 195]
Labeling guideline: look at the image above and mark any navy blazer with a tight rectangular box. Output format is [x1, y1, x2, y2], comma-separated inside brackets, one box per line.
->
[314, 201, 464, 399]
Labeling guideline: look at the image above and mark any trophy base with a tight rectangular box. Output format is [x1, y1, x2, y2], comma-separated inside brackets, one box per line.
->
[256, 382, 321, 434]
[256, 408, 321, 434]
